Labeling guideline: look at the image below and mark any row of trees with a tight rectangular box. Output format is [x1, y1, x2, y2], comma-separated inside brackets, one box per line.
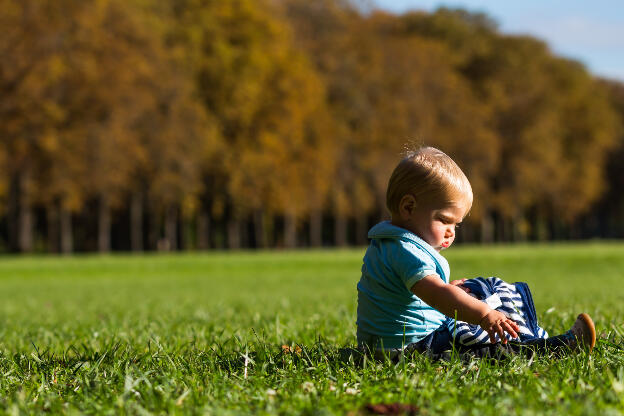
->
[1, 0, 623, 253]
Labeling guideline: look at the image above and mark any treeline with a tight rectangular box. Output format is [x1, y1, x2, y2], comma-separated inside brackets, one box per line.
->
[1, 0, 623, 253]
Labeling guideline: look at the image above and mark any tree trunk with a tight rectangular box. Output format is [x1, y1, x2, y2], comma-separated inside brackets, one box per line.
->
[196, 209, 210, 250]
[98, 195, 111, 253]
[334, 211, 347, 247]
[60, 207, 73, 254]
[309, 210, 322, 247]
[227, 217, 240, 249]
[180, 217, 191, 250]
[130, 192, 143, 252]
[7, 175, 20, 251]
[535, 210, 549, 241]
[240, 217, 250, 248]
[378, 198, 390, 222]
[164, 205, 178, 251]
[355, 212, 368, 246]
[148, 208, 160, 251]
[480, 211, 494, 243]
[216, 219, 225, 248]
[8, 171, 34, 252]
[512, 211, 527, 242]
[46, 204, 59, 253]
[253, 209, 266, 249]
[19, 202, 34, 253]
[7, 174, 19, 251]
[284, 212, 296, 248]
[495, 214, 506, 242]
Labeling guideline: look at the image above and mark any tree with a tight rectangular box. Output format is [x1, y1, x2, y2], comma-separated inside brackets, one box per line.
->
[400, 8, 619, 241]
[0, 0, 214, 253]
[167, 0, 333, 248]
[586, 80, 624, 237]
[0, 0, 73, 252]
[284, 5, 497, 244]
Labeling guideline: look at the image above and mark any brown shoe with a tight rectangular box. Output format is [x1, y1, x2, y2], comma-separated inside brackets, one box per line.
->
[568, 313, 596, 352]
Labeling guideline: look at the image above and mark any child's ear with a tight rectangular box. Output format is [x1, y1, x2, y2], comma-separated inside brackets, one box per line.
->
[398, 194, 417, 218]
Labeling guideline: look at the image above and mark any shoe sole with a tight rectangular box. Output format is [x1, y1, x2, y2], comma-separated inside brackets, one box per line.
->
[577, 313, 596, 352]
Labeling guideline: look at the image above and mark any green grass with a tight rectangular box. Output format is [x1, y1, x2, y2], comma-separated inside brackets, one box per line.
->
[0, 243, 623, 414]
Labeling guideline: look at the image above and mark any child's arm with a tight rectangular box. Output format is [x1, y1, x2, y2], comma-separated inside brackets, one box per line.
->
[411, 275, 520, 343]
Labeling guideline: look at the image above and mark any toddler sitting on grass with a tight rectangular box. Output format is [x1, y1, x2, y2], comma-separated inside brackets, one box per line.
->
[356, 147, 596, 360]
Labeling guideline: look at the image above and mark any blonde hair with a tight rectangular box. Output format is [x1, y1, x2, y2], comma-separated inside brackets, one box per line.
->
[386, 147, 473, 214]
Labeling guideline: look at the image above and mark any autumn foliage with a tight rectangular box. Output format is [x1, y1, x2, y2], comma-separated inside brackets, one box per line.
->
[0, 0, 622, 252]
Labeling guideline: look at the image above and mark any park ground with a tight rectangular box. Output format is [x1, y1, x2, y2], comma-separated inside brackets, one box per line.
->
[0, 243, 623, 414]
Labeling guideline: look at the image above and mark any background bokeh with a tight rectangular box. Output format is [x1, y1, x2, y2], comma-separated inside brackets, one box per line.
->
[1, 0, 623, 253]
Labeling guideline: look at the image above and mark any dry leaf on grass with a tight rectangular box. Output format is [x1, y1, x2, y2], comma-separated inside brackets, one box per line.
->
[281, 345, 302, 354]
[364, 403, 420, 415]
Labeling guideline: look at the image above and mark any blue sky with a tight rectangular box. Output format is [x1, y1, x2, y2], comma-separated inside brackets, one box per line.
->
[373, 0, 624, 81]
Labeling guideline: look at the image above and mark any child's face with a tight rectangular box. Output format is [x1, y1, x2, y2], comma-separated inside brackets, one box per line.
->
[406, 204, 466, 252]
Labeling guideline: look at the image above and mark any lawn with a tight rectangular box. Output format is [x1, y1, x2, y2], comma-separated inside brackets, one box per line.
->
[0, 243, 623, 414]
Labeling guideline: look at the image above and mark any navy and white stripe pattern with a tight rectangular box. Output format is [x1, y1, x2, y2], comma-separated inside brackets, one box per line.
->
[446, 277, 549, 346]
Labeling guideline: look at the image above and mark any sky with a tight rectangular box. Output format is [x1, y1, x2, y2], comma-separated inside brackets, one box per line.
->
[372, 0, 624, 82]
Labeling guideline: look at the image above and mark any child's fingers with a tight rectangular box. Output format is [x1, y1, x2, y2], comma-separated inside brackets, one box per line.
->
[489, 323, 506, 344]
[502, 321, 518, 339]
[508, 320, 520, 332]
[496, 325, 508, 344]
[503, 319, 520, 337]
[481, 311, 519, 344]
[494, 322, 518, 344]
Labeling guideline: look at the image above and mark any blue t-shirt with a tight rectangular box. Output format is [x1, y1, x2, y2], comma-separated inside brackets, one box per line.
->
[356, 221, 450, 349]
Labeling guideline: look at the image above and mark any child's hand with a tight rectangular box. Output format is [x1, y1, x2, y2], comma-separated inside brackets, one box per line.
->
[449, 279, 470, 293]
[479, 310, 520, 344]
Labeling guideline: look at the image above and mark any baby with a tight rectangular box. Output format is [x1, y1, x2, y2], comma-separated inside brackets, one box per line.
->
[356, 147, 596, 359]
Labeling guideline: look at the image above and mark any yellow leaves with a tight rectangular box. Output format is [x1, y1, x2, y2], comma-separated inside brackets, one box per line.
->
[61, 187, 85, 213]
[181, 194, 199, 219]
[40, 132, 60, 153]
[41, 102, 66, 124]
[281, 344, 302, 354]
[45, 55, 67, 82]
[0, 0, 212, 215]
[0, 0, 620, 246]
[212, 197, 226, 220]
[175, 0, 332, 219]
